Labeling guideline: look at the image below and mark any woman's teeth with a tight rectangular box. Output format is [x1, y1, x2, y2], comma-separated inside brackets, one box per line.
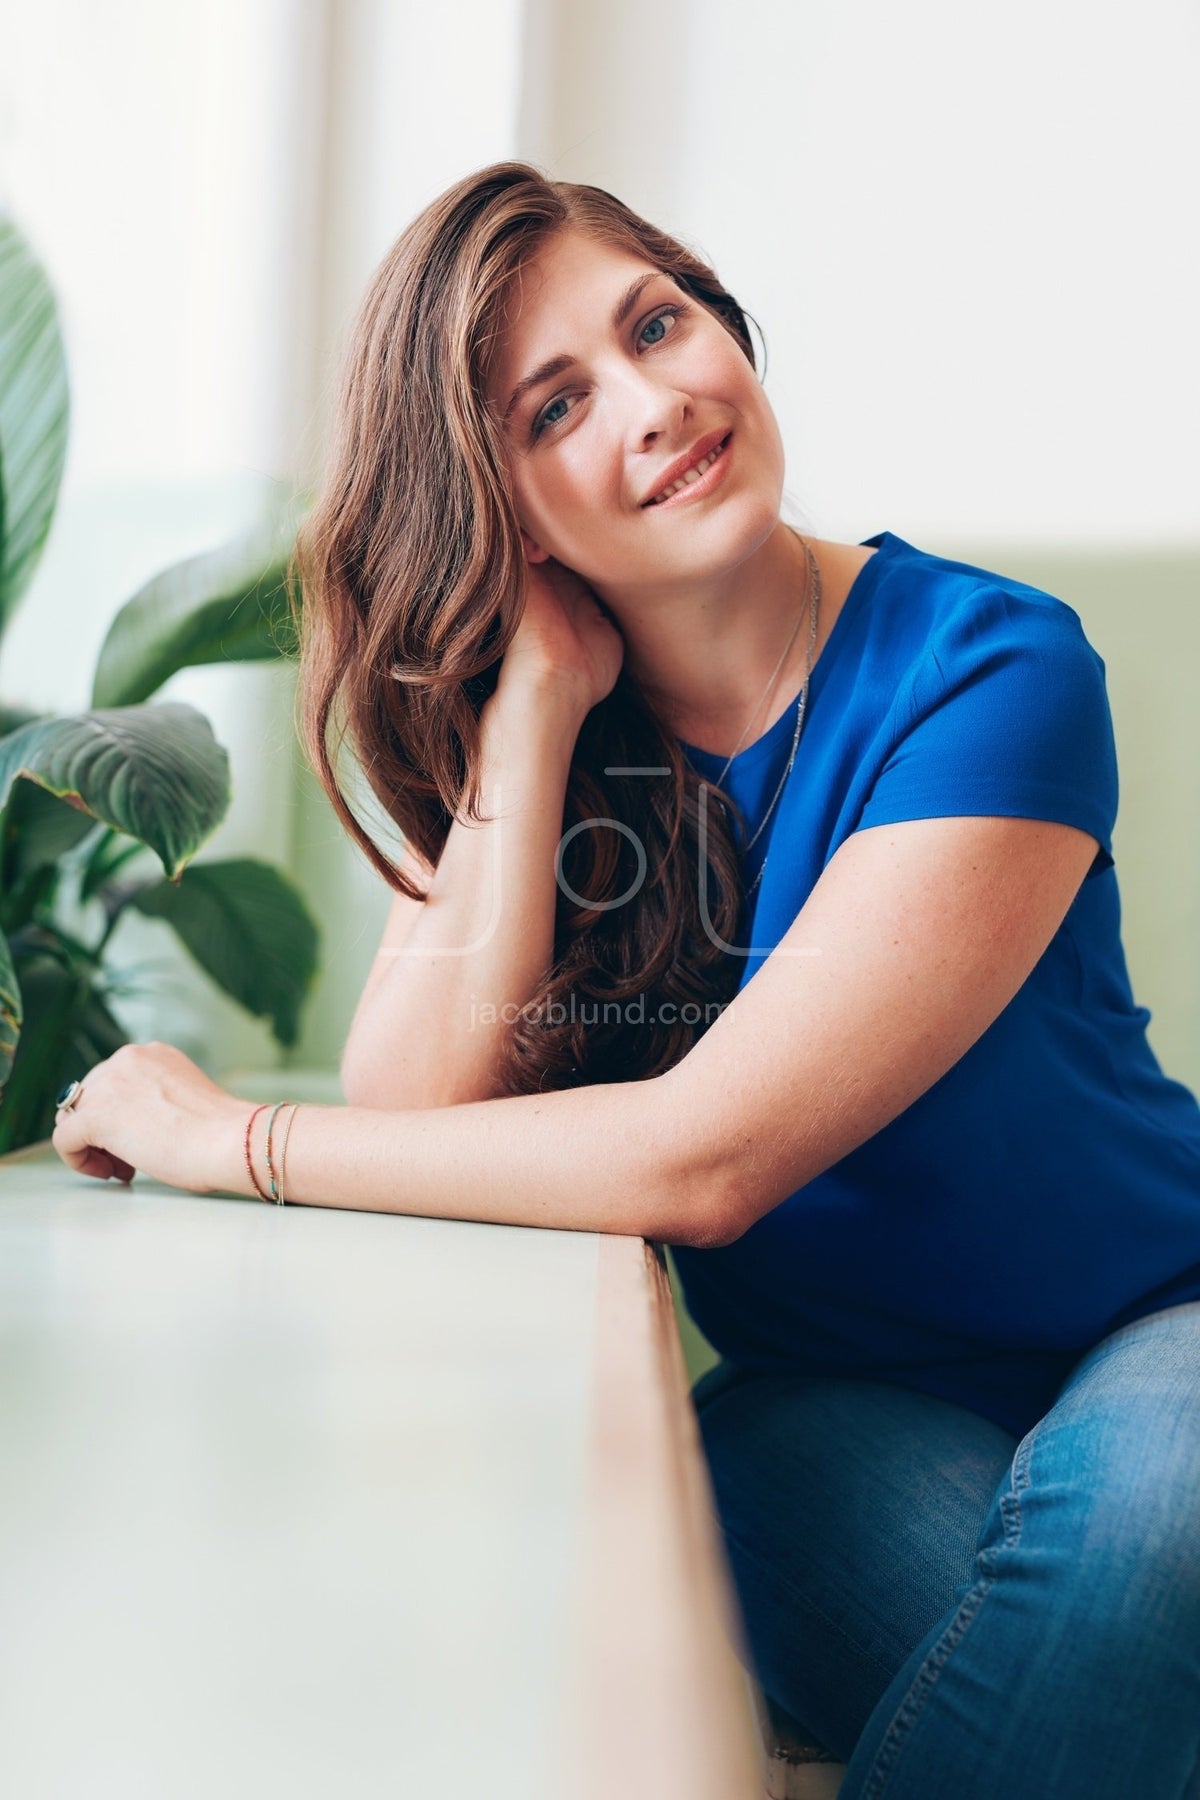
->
[649, 436, 727, 504]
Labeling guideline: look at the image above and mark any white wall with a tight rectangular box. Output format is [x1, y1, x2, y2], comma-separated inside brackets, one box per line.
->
[0, 0, 327, 490]
[304, 0, 525, 468]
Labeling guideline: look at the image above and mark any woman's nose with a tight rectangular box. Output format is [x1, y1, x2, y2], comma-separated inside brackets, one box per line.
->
[617, 369, 691, 450]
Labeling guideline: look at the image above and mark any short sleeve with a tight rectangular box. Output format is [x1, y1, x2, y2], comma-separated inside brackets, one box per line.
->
[854, 583, 1118, 878]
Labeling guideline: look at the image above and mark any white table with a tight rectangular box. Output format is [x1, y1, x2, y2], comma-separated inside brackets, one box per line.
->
[0, 1145, 762, 1799]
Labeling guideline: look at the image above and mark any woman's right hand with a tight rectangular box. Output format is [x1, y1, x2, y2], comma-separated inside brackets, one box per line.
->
[495, 556, 625, 717]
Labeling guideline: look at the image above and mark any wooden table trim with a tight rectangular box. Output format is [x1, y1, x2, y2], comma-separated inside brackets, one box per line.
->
[566, 1233, 763, 1799]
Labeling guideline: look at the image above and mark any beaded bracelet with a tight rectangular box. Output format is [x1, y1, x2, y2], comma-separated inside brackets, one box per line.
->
[244, 1101, 300, 1203]
[243, 1104, 272, 1201]
[263, 1101, 288, 1202]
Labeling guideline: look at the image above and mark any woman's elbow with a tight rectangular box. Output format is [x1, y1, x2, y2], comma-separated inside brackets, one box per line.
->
[647, 1101, 742, 1249]
[686, 1174, 749, 1248]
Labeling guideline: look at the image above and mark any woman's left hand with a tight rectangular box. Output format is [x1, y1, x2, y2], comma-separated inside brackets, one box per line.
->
[51, 1041, 251, 1196]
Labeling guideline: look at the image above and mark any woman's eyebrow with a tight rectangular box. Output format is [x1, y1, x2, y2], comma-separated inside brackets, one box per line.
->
[501, 271, 661, 425]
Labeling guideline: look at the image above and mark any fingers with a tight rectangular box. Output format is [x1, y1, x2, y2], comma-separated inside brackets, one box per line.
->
[55, 1139, 136, 1184]
[86, 1147, 135, 1182]
[58, 1142, 106, 1179]
[82, 1146, 134, 1182]
[52, 1085, 128, 1183]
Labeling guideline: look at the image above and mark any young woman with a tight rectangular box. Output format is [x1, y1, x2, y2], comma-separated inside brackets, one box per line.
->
[52, 164, 1200, 1795]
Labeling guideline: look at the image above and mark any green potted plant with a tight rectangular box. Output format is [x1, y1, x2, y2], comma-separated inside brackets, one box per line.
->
[0, 212, 319, 1153]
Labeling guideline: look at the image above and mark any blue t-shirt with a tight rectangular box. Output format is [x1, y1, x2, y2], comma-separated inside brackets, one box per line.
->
[670, 530, 1200, 1437]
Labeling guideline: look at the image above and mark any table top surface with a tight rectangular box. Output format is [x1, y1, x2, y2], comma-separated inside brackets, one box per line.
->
[1, 1147, 601, 1799]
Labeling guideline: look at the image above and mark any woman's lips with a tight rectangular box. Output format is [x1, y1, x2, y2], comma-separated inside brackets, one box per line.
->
[643, 433, 734, 511]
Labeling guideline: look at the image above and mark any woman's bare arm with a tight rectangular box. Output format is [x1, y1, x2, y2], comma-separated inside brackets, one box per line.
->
[50, 1036, 726, 1246]
[241, 814, 1098, 1248]
[342, 555, 624, 1111]
[340, 679, 589, 1110]
[54, 815, 1097, 1250]
[242, 1072, 723, 1246]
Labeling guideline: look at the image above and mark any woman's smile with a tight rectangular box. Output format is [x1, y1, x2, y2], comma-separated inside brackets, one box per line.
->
[641, 430, 734, 510]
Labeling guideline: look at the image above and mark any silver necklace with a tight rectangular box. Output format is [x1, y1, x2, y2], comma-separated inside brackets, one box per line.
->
[693, 534, 821, 898]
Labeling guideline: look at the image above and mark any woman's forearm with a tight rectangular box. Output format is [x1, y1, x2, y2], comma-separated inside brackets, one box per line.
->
[239, 1068, 729, 1248]
[341, 681, 587, 1109]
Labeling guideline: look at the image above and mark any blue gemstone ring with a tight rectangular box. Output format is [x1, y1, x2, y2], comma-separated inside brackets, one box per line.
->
[55, 1079, 85, 1114]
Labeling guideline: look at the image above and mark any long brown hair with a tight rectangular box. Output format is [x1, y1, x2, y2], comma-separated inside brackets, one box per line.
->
[293, 162, 758, 1094]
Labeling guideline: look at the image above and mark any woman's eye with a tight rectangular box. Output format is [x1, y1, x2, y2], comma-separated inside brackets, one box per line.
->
[638, 305, 684, 349]
[536, 395, 571, 433]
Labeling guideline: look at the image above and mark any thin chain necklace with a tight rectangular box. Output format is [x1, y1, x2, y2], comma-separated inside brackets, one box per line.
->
[688, 534, 822, 898]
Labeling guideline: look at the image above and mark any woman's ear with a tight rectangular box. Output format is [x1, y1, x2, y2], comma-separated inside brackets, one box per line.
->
[520, 526, 550, 565]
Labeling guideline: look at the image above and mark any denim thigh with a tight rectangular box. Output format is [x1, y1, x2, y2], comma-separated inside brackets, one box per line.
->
[691, 1360, 1018, 1763]
[838, 1300, 1200, 1800]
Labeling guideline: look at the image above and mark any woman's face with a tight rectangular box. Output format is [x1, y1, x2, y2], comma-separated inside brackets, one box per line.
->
[487, 228, 786, 595]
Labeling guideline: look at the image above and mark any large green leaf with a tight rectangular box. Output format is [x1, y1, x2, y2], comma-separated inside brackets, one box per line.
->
[0, 703, 229, 881]
[0, 778, 102, 939]
[0, 216, 70, 641]
[130, 857, 319, 1049]
[0, 941, 127, 1153]
[90, 494, 309, 709]
[1, 777, 98, 892]
[0, 941, 81, 1151]
[0, 925, 19, 1093]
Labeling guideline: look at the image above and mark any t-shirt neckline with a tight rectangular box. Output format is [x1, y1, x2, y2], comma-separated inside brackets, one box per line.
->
[679, 531, 899, 774]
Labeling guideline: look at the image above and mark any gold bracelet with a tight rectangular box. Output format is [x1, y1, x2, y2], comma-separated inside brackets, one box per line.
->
[244, 1104, 272, 1201]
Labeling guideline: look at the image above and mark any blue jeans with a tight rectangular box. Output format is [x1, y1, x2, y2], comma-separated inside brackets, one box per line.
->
[691, 1301, 1200, 1798]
